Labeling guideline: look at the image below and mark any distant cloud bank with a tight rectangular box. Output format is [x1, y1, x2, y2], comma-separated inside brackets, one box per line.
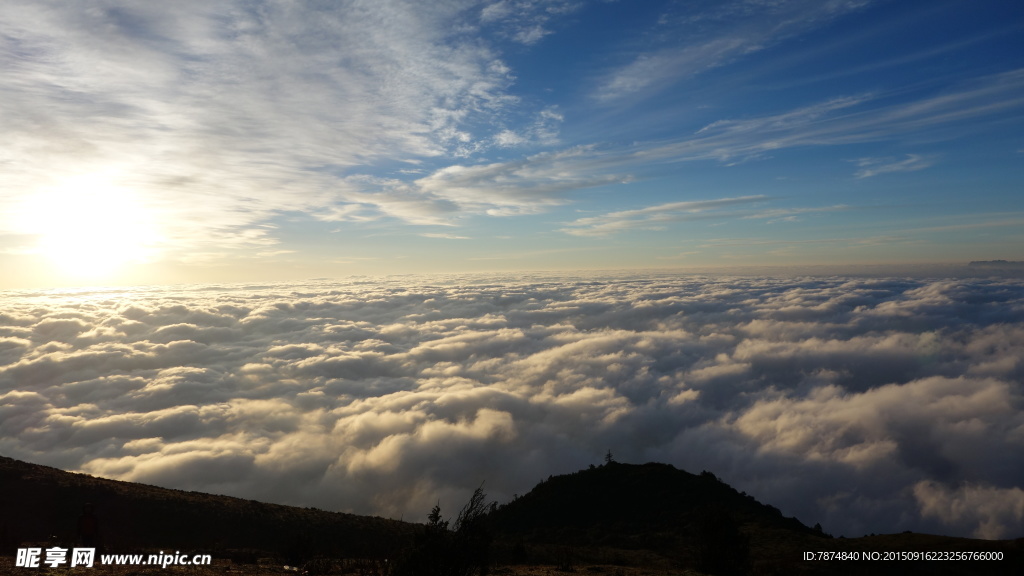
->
[2, 274, 1023, 539]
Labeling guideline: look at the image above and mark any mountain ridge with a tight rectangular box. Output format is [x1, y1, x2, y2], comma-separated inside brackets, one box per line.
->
[3, 455, 1022, 575]
[490, 460, 816, 537]
[0, 455, 411, 561]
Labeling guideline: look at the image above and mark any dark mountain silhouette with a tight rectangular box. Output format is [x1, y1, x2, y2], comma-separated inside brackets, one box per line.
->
[491, 461, 812, 538]
[488, 461, 810, 574]
[0, 455, 412, 562]
[969, 260, 1024, 268]
[487, 461, 1024, 575]
[2, 455, 1022, 575]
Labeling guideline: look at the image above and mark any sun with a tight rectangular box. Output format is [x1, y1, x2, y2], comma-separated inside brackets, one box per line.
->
[20, 174, 162, 281]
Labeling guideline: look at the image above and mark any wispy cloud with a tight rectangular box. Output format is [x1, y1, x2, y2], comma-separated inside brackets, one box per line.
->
[853, 154, 936, 178]
[480, 0, 581, 45]
[420, 233, 471, 240]
[409, 146, 629, 218]
[596, 0, 874, 101]
[636, 70, 1024, 165]
[322, 67, 1022, 229]
[2, 1, 1020, 279]
[307, 144, 628, 227]
[0, 2, 533, 253]
[561, 196, 768, 236]
[492, 107, 564, 148]
[742, 205, 852, 223]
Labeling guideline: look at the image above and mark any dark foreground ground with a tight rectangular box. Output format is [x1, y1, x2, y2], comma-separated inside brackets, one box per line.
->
[0, 557, 701, 576]
[4, 457, 1022, 575]
[2, 555, 1022, 576]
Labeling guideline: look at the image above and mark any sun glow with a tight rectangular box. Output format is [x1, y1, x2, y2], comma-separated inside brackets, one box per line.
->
[19, 175, 163, 281]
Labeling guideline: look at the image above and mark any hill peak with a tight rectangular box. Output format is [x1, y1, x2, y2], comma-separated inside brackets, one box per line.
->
[491, 460, 813, 538]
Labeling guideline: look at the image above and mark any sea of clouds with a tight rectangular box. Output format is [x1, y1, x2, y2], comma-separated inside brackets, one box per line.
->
[2, 274, 1023, 539]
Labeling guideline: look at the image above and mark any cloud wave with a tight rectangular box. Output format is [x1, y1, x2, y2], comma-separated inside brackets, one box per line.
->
[2, 275, 1023, 539]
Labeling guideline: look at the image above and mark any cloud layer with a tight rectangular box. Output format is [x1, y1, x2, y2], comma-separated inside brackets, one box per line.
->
[2, 275, 1023, 539]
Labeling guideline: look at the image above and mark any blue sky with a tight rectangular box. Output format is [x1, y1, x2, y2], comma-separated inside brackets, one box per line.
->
[2, 0, 1023, 288]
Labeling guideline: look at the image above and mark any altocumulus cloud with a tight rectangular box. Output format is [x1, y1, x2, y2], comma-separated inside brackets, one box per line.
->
[2, 275, 1023, 539]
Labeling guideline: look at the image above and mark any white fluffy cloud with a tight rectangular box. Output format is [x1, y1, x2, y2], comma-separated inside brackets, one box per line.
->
[2, 275, 1023, 538]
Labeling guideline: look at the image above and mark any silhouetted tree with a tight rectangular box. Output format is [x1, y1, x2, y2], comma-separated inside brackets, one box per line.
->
[429, 503, 449, 531]
[452, 486, 494, 575]
[392, 487, 494, 576]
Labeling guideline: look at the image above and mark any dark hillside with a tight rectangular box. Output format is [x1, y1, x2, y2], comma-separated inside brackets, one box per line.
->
[488, 461, 815, 574]
[488, 462, 1024, 575]
[2, 456, 1022, 575]
[491, 462, 813, 547]
[0, 455, 412, 561]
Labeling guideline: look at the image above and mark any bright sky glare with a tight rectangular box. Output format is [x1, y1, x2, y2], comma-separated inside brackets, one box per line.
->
[2, 0, 1023, 288]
